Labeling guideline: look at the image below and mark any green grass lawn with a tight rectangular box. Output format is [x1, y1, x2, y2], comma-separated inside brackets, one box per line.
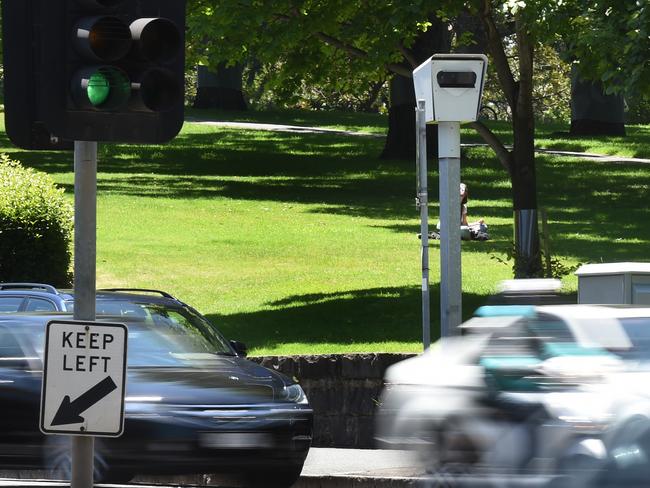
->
[461, 120, 650, 159]
[2, 110, 650, 355]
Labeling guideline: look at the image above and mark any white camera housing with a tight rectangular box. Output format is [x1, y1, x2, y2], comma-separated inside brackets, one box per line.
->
[413, 54, 488, 123]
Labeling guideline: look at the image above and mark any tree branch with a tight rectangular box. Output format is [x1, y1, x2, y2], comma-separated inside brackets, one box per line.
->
[313, 31, 412, 78]
[469, 120, 514, 175]
[313, 31, 368, 59]
[397, 41, 418, 68]
[386, 62, 413, 78]
[479, 0, 518, 109]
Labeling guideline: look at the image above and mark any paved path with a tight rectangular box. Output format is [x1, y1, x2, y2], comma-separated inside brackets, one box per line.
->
[185, 118, 383, 138]
[301, 448, 421, 478]
[188, 118, 650, 165]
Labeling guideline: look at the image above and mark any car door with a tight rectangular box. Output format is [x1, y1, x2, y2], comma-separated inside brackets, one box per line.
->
[0, 325, 43, 468]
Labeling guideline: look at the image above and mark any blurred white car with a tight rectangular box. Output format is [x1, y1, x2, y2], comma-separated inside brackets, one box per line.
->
[376, 305, 650, 485]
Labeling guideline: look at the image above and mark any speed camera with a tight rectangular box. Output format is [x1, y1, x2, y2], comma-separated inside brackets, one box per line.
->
[413, 54, 488, 123]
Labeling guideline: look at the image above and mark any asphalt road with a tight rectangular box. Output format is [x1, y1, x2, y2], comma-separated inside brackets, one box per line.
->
[0, 448, 424, 488]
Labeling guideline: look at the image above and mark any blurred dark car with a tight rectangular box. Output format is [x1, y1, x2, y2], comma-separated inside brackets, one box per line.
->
[0, 283, 73, 312]
[0, 287, 312, 487]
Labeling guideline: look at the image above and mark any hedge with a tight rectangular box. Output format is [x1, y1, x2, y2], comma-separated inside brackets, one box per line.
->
[0, 155, 73, 286]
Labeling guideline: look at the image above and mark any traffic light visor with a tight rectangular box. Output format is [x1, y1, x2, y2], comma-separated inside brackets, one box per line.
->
[75, 16, 132, 62]
[75, 0, 128, 8]
[130, 18, 181, 62]
[132, 68, 181, 112]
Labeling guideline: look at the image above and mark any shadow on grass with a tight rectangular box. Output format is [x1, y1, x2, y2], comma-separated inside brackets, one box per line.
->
[5, 122, 650, 265]
[206, 285, 489, 351]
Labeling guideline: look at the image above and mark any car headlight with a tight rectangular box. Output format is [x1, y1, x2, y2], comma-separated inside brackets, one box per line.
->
[279, 384, 308, 404]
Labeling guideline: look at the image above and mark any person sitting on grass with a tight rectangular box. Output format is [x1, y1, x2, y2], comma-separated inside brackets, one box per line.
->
[423, 183, 489, 241]
[460, 182, 489, 240]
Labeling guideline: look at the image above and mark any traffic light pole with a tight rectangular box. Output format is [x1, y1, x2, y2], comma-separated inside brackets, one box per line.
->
[72, 141, 98, 488]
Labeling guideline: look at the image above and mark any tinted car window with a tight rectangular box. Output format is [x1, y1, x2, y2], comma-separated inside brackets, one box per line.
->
[94, 299, 235, 363]
[615, 317, 650, 360]
[25, 298, 57, 312]
[0, 297, 24, 312]
[483, 322, 540, 357]
[0, 327, 23, 358]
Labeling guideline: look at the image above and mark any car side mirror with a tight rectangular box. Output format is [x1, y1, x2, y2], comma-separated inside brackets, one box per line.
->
[230, 340, 248, 357]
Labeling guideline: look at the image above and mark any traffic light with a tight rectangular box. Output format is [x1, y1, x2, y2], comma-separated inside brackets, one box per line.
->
[2, 0, 186, 148]
[2, 1, 73, 149]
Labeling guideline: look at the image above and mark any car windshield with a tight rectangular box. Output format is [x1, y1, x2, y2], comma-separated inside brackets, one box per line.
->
[613, 317, 650, 362]
[13, 300, 236, 368]
[95, 300, 235, 365]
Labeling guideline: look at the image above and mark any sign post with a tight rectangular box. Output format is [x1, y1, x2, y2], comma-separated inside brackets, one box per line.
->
[412, 54, 488, 338]
[438, 122, 462, 337]
[73, 140, 98, 488]
[415, 100, 431, 350]
[38, 142, 127, 488]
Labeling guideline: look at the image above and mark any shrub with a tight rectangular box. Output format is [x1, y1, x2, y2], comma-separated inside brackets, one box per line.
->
[0, 155, 73, 286]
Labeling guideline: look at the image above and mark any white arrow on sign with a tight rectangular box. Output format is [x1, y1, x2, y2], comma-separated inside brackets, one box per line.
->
[40, 320, 128, 437]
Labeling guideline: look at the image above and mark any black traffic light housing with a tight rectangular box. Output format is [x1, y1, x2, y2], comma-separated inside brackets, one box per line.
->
[2, 0, 186, 149]
[2, 1, 73, 149]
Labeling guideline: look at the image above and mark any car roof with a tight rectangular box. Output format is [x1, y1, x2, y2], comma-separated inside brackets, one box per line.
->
[537, 304, 650, 319]
[0, 283, 184, 307]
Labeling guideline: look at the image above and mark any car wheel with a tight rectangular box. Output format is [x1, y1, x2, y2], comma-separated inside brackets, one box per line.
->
[604, 416, 650, 486]
[242, 464, 304, 488]
[556, 454, 603, 488]
[43, 436, 133, 483]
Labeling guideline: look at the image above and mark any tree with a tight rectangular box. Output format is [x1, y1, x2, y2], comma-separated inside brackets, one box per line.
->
[185, 0, 648, 277]
[565, 1, 650, 99]
[564, 1, 650, 134]
[186, 0, 449, 159]
[193, 64, 248, 110]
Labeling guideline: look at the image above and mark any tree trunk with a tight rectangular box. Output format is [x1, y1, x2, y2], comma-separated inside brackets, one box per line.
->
[570, 68, 626, 136]
[381, 17, 450, 160]
[511, 19, 542, 278]
[194, 64, 247, 110]
[380, 75, 438, 159]
[512, 110, 541, 277]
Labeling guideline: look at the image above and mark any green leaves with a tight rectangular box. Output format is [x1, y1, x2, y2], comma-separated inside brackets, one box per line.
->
[0, 155, 73, 286]
[565, 0, 650, 96]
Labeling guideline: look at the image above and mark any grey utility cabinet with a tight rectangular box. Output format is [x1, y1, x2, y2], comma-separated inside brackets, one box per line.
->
[575, 262, 650, 305]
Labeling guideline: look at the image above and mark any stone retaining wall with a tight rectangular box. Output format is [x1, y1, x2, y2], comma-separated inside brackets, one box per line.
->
[251, 353, 416, 449]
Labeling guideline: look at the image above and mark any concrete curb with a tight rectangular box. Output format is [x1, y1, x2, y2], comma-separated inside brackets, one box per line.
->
[296, 475, 418, 487]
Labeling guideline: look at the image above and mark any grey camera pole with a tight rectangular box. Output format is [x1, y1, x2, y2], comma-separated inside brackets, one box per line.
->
[438, 122, 462, 337]
[415, 100, 430, 349]
[72, 140, 97, 488]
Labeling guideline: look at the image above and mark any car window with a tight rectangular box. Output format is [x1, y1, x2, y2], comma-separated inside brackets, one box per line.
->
[483, 322, 540, 357]
[0, 297, 24, 313]
[527, 315, 574, 343]
[94, 299, 235, 366]
[0, 326, 26, 360]
[25, 298, 57, 312]
[614, 317, 650, 360]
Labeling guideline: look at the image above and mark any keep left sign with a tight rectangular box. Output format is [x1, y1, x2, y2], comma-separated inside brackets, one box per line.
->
[40, 320, 128, 437]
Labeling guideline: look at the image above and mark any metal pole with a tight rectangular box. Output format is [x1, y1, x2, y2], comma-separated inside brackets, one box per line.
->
[72, 141, 97, 488]
[416, 100, 430, 350]
[438, 122, 462, 337]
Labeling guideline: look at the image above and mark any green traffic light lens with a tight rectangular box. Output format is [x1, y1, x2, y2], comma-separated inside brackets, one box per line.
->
[73, 66, 131, 110]
[87, 71, 111, 106]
